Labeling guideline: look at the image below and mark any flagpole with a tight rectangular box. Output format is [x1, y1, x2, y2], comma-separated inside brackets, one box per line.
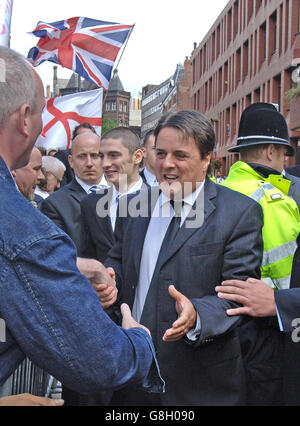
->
[102, 23, 135, 108]
[114, 23, 135, 71]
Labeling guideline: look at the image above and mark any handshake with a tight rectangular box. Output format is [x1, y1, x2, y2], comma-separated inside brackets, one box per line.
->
[76, 258, 150, 336]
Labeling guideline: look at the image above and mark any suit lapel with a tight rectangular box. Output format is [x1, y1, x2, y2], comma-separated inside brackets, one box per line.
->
[94, 188, 115, 244]
[68, 179, 87, 203]
[161, 177, 217, 266]
[132, 187, 160, 277]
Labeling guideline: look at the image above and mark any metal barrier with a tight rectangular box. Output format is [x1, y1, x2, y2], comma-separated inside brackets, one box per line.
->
[3, 358, 61, 398]
[11, 358, 50, 396]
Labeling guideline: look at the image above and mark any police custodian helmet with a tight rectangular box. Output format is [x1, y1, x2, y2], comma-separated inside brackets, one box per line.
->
[228, 102, 294, 156]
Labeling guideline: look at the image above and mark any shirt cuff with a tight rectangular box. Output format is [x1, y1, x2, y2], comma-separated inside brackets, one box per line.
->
[276, 306, 284, 331]
[186, 313, 201, 341]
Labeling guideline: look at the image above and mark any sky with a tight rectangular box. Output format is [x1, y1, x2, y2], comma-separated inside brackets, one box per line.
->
[9, 0, 229, 98]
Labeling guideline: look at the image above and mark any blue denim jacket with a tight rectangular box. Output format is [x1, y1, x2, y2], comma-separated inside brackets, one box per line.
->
[0, 157, 164, 395]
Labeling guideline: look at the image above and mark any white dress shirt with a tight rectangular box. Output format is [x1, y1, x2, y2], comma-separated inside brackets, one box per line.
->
[75, 174, 108, 194]
[34, 186, 49, 199]
[132, 182, 205, 340]
[110, 177, 144, 231]
[143, 167, 158, 186]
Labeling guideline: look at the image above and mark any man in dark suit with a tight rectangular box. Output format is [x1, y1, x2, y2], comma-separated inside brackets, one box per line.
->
[284, 168, 300, 209]
[140, 129, 158, 186]
[54, 122, 97, 187]
[216, 235, 300, 406]
[106, 110, 264, 406]
[40, 132, 107, 252]
[80, 127, 144, 262]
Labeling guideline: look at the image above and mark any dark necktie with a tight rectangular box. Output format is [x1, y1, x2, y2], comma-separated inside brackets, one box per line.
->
[140, 200, 182, 333]
[88, 185, 104, 194]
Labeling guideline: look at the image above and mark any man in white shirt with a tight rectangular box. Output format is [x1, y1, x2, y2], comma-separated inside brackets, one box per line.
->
[140, 130, 158, 186]
[40, 132, 108, 252]
[106, 110, 264, 406]
[80, 127, 144, 261]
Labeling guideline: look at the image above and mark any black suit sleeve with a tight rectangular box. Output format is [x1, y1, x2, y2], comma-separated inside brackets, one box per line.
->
[191, 200, 264, 344]
[40, 197, 66, 233]
[275, 289, 300, 332]
[79, 198, 98, 259]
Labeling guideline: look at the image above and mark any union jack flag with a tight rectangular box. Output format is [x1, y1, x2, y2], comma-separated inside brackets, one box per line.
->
[28, 17, 134, 90]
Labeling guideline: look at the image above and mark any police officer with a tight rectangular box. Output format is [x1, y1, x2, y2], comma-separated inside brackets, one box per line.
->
[222, 102, 300, 406]
[223, 103, 300, 290]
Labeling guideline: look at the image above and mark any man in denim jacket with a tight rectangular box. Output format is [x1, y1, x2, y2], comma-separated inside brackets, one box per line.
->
[0, 47, 164, 399]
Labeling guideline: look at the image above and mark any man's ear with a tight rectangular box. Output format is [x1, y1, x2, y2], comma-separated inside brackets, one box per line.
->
[17, 104, 31, 138]
[265, 144, 274, 161]
[133, 148, 143, 165]
[68, 154, 73, 169]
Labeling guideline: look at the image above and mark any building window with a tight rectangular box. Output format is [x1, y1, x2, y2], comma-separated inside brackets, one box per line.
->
[106, 102, 111, 111]
[259, 22, 266, 67]
[111, 101, 116, 111]
[119, 102, 123, 112]
[269, 11, 277, 56]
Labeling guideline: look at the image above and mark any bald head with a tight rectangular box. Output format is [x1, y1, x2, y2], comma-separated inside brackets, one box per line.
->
[71, 132, 100, 154]
[69, 132, 103, 184]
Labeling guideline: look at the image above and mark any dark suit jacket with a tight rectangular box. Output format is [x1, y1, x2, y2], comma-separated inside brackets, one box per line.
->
[285, 165, 300, 178]
[284, 171, 300, 210]
[275, 234, 300, 331]
[40, 179, 87, 252]
[106, 177, 264, 406]
[80, 188, 115, 263]
[275, 237, 300, 406]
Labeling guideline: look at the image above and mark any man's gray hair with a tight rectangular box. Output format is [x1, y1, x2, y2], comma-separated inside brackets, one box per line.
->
[42, 156, 66, 176]
[0, 46, 37, 128]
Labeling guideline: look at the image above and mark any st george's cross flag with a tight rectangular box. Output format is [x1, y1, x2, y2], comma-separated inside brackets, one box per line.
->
[35, 88, 103, 151]
[28, 17, 134, 90]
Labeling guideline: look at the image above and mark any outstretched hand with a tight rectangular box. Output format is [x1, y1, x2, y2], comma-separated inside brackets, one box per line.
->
[162, 285, 197, 342]
[215, 277, 276, 317]
[121, 303, 151, 336]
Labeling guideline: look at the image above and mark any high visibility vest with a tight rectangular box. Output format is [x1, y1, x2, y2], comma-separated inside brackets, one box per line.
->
[222, 161, 300, 289]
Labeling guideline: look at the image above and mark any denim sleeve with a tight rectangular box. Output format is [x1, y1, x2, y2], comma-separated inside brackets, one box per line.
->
[0, 233, 164, 395]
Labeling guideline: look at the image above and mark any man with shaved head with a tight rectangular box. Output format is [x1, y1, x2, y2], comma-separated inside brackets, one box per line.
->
[40, 132, 108, 252]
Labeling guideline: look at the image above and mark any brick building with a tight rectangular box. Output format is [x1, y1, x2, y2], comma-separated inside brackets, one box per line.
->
[103, 69, 130, 127]
[141, 61, 192, 139]
[191, 0, 300, 175]
[162, 58, 193, 113]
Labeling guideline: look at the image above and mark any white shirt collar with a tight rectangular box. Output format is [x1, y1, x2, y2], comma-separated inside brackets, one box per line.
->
[75, 174, 109, 194]
[160, 180, 205, 208]
[143, 168, 157, 185]
[34, 186, 49, 199]
[113, 176, 144, 200]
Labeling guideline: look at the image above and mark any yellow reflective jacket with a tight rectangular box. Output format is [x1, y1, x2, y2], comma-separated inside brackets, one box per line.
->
[222, 161, 300, 289]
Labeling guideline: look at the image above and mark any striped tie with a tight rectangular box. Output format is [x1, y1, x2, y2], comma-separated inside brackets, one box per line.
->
[88, 185, 104, 194]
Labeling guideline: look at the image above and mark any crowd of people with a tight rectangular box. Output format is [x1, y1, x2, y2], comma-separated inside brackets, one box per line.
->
[1, 45, 300, 407]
